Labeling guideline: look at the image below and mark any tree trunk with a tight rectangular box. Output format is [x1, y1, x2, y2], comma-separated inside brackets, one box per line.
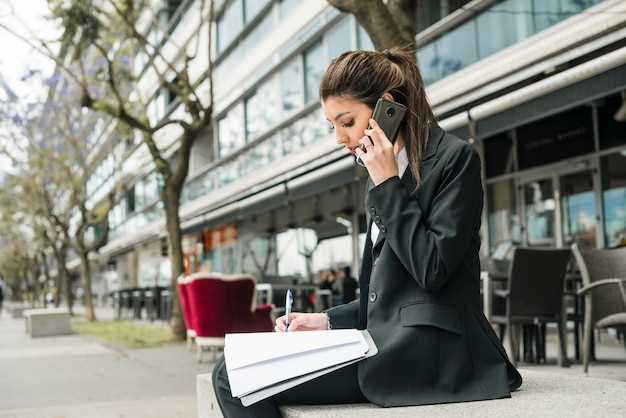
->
[79, 250, 97, 321]
[163, 184, 186, 340]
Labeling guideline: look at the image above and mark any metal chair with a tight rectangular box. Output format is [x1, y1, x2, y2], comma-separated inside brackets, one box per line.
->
[571, 243, 626, 373]
[491, 247, 572, 367]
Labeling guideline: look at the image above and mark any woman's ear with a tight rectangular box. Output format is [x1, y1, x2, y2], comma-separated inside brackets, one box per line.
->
[382, 92, 394, 102]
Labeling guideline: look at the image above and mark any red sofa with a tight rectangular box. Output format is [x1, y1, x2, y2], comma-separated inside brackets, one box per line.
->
[176, 275, 196, 350]
[184, 272, 274, 361]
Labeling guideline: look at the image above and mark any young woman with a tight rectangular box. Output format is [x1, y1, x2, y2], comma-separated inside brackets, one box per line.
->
[213, 47, 522, 417]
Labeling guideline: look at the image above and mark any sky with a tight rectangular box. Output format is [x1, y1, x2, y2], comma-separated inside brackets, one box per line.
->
[0, 0, 61, 175]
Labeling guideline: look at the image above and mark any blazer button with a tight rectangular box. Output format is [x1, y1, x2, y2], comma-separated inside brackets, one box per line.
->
[380, 225, 387, 233]
[369, 291, 377, 303]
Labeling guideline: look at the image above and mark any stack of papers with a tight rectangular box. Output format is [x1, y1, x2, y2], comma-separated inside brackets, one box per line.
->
[224, 329, 378, 406]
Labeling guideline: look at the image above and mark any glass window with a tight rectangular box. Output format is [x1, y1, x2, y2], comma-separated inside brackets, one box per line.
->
[357, 24, 374, 50]
[279, 0, 300, 18]
[516, 106, 594, 170]
[524, 179, 556, 247]
[477, 0, 533, 59]
[417, 42, 439, 86]
[217, 0, 243, 53]
[435, 18, 478, 79]
[533, 0, 564, 32]
[326, 18, 352, 62]
[245, 76, 280, 141]
[560, 170, 597, 249]
[280, 57, 303, 114]
[484, 131, 515, 178]
[244, 0, 270, 23]
[304, 42, 324, 104]
[598, 93, 626, 150]
[218, 103, 245, 158]
[601, 152, 626, 248]
[217, 160, 240, 187]
[239, 133, 282, 177]
[241, 8, 274, 54]
[487, 179, 520, 253]
[282, 108, 327, 155]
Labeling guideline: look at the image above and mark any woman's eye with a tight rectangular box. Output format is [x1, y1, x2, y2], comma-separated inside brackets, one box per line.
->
[327, 123, 335, 131]
[342, 120, 354, 128]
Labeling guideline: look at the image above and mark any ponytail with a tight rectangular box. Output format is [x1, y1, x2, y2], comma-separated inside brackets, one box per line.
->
[320, 47, 435, 185]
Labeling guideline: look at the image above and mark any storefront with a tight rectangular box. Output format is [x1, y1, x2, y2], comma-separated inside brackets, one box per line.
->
[483, 90, 626, 253]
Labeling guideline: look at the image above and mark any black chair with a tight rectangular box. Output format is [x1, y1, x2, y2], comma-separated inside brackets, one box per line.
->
[492, 247, 572, 367]
[571, 243, 626, 373]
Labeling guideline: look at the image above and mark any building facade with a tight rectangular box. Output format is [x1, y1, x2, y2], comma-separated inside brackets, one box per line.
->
[81, 0, 625, 290]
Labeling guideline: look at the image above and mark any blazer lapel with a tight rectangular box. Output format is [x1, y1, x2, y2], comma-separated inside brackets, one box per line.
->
[369, 124, 444, 258]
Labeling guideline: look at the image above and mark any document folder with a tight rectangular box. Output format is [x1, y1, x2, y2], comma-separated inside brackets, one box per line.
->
[224, 329, 378, 406]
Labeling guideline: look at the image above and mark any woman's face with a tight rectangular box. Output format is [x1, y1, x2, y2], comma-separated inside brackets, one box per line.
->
[322, 96, 373, 156]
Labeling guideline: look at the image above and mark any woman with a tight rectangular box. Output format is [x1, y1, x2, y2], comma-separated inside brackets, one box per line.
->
[213, 47, 522, 417]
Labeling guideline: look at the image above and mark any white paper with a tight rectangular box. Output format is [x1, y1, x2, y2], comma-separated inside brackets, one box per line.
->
[225, 329, 365, 370]
[224, 329, 369, 398]
[239, 330, 378, 406]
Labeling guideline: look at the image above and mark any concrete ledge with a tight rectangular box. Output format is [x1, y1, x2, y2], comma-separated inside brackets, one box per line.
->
[24, 308, 72, 338]
[197, 369, 626, 418]
[6, 304, 26, 319]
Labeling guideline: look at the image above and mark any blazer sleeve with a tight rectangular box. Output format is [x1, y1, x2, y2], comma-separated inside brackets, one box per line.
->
[368, 142, 483, 292]
[325, 300, 359, 329]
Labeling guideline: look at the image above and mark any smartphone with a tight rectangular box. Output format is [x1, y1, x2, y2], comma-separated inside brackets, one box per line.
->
[371, 98, 407, 145]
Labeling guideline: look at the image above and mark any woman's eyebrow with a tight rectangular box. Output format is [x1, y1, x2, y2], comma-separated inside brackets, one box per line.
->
[326, 111, 351, 122]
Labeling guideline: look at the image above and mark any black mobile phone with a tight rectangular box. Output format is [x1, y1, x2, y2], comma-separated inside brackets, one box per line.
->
[371, 98, 407, 145]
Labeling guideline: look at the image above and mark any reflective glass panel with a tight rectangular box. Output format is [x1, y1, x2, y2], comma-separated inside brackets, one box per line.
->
[304, 42, 324, 104]
[244, 0, 270, 23]
[280, 57, 304, 114]
[487, 179, 521, 253]
[357, 24, 374, 50]
[326, 18, 352, 62]
[217, 0, 243, 53]
[602, 152, 626, 248]
[435, 18, 478, 79]
[245, 75, 280, 141]
[560, 170, 597, 249]
[218, 103, 245, 158]
[524, 179, 556, 247]
[477, 0, 534, 59]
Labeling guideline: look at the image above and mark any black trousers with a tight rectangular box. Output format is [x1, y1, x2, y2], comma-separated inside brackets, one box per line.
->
[212, 354, 368, 417]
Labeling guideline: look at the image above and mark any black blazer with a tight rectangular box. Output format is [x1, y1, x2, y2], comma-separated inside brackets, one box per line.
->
[327, 124, 522, 407]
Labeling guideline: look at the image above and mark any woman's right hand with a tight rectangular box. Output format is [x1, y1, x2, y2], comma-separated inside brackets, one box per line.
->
[274, 312, 329, 332]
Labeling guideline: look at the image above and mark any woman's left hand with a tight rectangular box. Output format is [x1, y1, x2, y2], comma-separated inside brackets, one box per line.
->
[354, 118, 398, 186]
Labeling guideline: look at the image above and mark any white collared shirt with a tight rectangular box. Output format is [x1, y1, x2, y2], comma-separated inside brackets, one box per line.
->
[371, 146, 409, 243]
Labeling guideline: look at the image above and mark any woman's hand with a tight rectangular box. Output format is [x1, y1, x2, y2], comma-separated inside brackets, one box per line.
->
[274, 313, 329, 332]
[354, 118, 398, 186]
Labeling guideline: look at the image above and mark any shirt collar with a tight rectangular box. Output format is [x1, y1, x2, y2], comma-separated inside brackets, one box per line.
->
[397, 145, 409, 177]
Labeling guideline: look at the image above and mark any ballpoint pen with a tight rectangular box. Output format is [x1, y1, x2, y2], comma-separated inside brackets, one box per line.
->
[285, 289, 293, 332]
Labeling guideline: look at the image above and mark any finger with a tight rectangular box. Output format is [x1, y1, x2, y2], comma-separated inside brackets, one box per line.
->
[367, 118, 390, 146]
[358, 136, 373, 150]
[287, 316, 302, 331]
[354, 145, 368, 163]
[275, 316, 287, 331]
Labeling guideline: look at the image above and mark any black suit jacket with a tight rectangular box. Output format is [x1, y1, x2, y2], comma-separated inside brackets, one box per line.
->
[327, 125, 522, 407]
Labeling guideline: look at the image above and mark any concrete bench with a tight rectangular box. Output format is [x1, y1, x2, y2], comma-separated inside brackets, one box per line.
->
[24, 308, 72, 338]
[197, 369, 626, 417]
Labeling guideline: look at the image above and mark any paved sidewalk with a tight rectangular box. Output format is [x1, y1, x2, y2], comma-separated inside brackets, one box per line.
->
[0, 312, 209, 418]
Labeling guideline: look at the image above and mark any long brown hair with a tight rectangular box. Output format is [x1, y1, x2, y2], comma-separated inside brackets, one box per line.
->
[319, 47, 435, 185]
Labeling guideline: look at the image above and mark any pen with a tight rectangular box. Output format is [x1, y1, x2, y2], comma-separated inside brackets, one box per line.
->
[285, 289, 293, 331]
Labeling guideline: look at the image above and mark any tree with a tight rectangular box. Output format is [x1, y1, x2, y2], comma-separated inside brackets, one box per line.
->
[1, 73, 121, 317]
[41, 0, 216, 337]
[327, 0, 418, 55]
